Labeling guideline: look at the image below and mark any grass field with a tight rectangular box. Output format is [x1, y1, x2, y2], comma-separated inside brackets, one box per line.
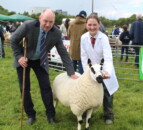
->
[0, 47, 143, 130]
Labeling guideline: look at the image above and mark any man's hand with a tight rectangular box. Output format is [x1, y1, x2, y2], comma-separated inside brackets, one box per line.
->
[18, 57, 28, 68]
[70, 74, 79, 79]
[102, 71, 110, 79]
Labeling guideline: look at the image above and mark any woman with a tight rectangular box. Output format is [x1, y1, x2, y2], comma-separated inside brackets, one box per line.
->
[119, 24, 130, 62]
[80, 13, 119, 124]
[60, 18, 70, 40]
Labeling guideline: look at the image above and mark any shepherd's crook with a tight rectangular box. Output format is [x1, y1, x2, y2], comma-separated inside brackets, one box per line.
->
[20, 38, 27, 129]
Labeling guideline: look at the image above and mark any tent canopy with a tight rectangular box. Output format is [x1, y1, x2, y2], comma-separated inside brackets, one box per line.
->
[8, 14, 35, 22]
[0, 14, 35, 22]
[0, 14, 10, 21]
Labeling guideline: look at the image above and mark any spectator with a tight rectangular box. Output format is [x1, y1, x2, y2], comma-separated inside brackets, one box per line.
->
[0, 27, 5, 58]
[68, 10, 87, 74]
[6, 22, 10, 32]
[11, 9, 78, 125]
[112, 25, 120, 36]
[105, 30, 109, 36]
[6, 22, 13, 32]
[130, 13, 143, 68]
[60, 18, 70, 40]
[0, 25, 4, 33]
[80, 13, 119, 125]
[119, 25, 131, 62]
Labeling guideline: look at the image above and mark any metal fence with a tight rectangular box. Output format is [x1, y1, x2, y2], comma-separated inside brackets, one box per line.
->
[1, 37, 142, 81]
[48, 38, 142, 81]
[111, 44, 141, 81]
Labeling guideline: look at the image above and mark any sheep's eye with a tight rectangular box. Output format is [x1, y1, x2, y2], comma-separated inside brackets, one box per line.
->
[91, 67, 96, 74]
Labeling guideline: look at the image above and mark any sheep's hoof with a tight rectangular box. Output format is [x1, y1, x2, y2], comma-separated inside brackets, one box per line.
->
[85, 127, 89, 130]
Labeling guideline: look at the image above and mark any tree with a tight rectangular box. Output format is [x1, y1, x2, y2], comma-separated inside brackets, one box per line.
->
[55, 12, 75, 25]
[23, 11, 29, 16]
[8, 11, 16, 15]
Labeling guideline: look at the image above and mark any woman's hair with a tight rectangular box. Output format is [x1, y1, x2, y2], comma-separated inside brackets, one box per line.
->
[64, 18, 70, 30]
[86, 12, 100, 24]
[122, 24, 128, 31]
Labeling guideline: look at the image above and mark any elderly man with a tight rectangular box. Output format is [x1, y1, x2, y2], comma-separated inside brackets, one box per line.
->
[130, 13, 143, 68]
[11, 9, 78, 125]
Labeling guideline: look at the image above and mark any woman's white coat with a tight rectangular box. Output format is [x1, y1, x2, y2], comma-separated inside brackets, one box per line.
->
[81, 31, 119, 95]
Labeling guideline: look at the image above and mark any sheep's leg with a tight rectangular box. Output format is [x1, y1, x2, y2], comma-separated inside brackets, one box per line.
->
[85, 109, 93, 130]
[54, 99, 58, 108]
[77, 116, 82, 130]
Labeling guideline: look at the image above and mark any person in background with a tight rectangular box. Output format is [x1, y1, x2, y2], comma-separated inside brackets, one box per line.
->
[0, 25, 4, 33]
[11, 9, 78, 125]
[6, 22, 10, 32]
[68, 10, 87, 74]
[92, 12, 106, 34]
[60, 18, 70, 40]
[105, 30, 109, 36]
[119, 25, 131, 62]
[80, 13, 119, 125]
[6, 22, 13, 32]
[10, 25, 16, 33]
[130, 13, 143, 68]
[0, 27, 5, 58]
[112, 25, 120, 36]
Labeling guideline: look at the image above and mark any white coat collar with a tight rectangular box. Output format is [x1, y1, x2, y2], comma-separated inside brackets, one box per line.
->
[87, 31, 102, 39]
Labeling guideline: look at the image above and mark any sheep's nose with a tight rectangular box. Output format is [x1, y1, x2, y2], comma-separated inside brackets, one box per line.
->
[96, 75, 103, 83]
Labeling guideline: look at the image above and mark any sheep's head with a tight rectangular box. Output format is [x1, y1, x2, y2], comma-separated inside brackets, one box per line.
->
[90, 64, 103, 83]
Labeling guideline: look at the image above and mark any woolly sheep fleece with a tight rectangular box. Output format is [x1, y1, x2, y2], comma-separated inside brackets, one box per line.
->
[52, 68, 104, 116]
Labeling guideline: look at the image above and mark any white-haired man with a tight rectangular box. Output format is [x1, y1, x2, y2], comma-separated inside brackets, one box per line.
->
[130, 13, 143, 68]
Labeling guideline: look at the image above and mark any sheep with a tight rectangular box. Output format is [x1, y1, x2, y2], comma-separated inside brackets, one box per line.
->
[52, 64, 103, 130]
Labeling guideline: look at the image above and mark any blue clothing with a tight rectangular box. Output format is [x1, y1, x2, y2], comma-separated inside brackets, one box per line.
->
[130, 19, 143, 45]
[119, 31, 130, 44]
[130, 19, 143, 67]
[72, 60, 83, 74]
[119, 30, 130, 61]
[112, 28, 119, 35]
[30, 28, 48, 60]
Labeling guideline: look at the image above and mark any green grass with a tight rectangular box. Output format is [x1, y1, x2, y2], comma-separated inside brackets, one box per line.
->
[0, 47, 143, 130]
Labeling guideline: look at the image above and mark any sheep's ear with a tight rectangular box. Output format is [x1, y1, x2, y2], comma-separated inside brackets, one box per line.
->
[88, 59, 92, 68]
[100, 59, 104, 65]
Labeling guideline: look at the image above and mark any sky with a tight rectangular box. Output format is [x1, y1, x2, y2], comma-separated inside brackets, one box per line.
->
[0, 0, 143, 20]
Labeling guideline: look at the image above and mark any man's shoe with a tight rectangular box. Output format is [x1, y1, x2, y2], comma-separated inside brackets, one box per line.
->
[26, 117, 36, 125]
[105, 119, 113, 125]
[48, 117, 58, 124]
